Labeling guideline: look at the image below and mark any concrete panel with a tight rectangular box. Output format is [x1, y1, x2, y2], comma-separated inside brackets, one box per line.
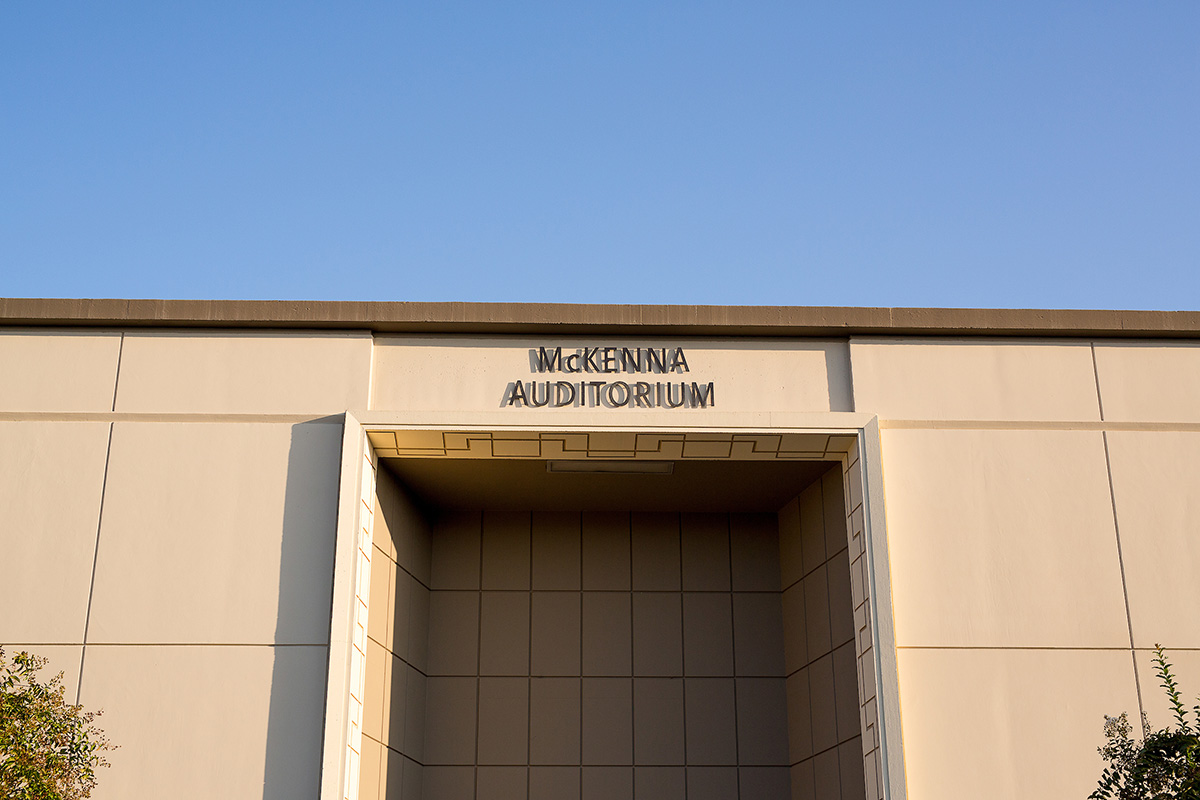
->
[431, 509, 481, 590]
[837, 739, 867, 800]
[478, 678, 530, 765]
[87, 421, 341, 644]
[682, 593, 733, 677]
[382, 751, 422, 800]
[113, 330, 371, 414]
[583, 678, 633, 765]
[896, 648, 1138, 800]
[532, 592, 582, 676]
[582, 511, 630, 590]
[582, 767, 631, 800]
[479, 766, 527, 800]
[0, 330, 121, 412]
[372, 336, 852, 415]
[424, 677, 477, 765]
[777, 499, 803, 590]
[881, 429, 1129, 648]
[738, 766, 790, 800]
[632, 512, 680, 591]
[530, 767, 581, 800]
[0, 645, 83, 705]
[363, 637, 389, 743]
[480, 591, 531, 676]
[807, 654, 837, 755]
[428, 591, 480, 676]
[533, 510, 581, 590]
[0, 422, 109, 643]
[583, 593, 632, 676]
[812, 749, 841, 798]
[850, 338, 1101, 421]
[634, 767, 685, 799]
[1094, 342, 1200, 422]
[633, 593, 682, 677]
[81, 644, 326, 800]
[735, 678, 788, 766]
[781, 584, 807, 676]
[531, 678, 581, 765]
[687, 767, 737, 800]
[732, 593, 785, 677]
[787, 668, 813, 763]
[1107, 431, 1200, 647]
[633, 678, 685, 765]
[367, 546, 393, 652]
[730, 513, 780, 591]
[681, 513, 731, 591]
[423, 766, 473, 800]
[482, 509, 531, 590]
[358, 734, 384, 800]
[684, 678, 736, 765]
[375, 467, 432, 587]
[791, 761, 816, 800]
[799, 482, 826, 574]
[384, 653, 407, 751]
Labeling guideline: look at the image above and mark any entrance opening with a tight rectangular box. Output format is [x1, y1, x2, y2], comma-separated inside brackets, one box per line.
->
[357, 456, 867, 800]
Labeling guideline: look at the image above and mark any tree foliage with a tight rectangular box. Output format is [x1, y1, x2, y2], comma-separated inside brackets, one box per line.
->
[1092, 645, 1200, 800]
[0, 648, 113, 800]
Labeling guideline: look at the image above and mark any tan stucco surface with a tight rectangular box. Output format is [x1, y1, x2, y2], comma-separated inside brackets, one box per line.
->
[0, 330, 122, 411]
[0, 422, 110, 643]
[113, 330, 372, 414]
[849, 338, 1102, 421]
[1105, 431, 1200, 648]
[81, 644, 327, 800]
[880, 428, 1128, 648]
[1094, 342, 1200, 421]
[85, 421, 341, 644]
[896, 649, 1139, 799]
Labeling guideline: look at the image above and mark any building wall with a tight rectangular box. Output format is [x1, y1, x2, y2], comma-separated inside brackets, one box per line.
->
[0, 328, 372, 800]
[4, 323, 1200, 800]
[851, 337, 1200, 799]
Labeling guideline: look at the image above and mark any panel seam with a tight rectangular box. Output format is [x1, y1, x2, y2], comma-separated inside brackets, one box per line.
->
[110, 332, 125, 412]
[1093, 341, 1144, 724]
[1101, 430, 1145, 723]
[76, 421, 115, 704]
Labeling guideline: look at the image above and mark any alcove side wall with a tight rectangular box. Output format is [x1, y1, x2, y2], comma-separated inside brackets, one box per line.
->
[358, 466, 434, 800]
[778, 463, 871, 799]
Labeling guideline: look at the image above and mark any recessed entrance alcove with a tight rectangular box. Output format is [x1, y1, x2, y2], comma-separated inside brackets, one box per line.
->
[356, 450, 868, 800]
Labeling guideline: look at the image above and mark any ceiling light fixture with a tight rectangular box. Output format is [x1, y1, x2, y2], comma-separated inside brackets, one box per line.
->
[546, 460, 674, 475]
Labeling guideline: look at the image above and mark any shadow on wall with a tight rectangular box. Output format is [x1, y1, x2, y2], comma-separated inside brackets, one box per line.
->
[263, 419, 344, 800]
[824, 345, 854, 413]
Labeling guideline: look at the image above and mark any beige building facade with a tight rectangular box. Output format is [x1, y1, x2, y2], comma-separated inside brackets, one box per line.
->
[2, 299, 1198, 800]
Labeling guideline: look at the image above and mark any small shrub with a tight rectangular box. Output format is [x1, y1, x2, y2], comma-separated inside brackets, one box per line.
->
[0, 648, 113, 800]
[1091, 644, 1200, 799]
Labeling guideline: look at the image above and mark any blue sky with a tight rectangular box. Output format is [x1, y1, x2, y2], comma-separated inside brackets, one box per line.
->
[2, 2, 1198, 308]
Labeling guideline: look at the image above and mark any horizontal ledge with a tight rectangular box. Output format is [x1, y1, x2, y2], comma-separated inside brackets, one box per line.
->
[0, 412, 346, 423]
[72, 642, 329, 647]
[894, 645, 1199, 651]
[3, 299, 1200, 338]
[879, 419, 1200, 431]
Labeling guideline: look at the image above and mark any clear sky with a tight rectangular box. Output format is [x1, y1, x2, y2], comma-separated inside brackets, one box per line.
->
[2, 2, 1198, 309]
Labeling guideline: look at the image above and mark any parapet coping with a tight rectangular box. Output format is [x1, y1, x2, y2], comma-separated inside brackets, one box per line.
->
[2, 298, 1199, 338]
